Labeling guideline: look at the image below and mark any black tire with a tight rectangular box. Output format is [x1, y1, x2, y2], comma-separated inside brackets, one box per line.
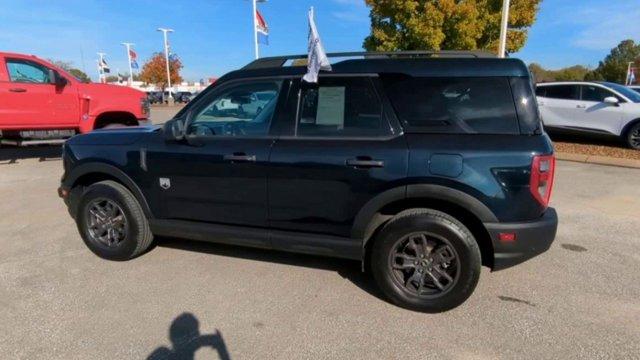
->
[625, 122, 640, 150]
[370, 209, 481, 313]
[76, 180, 153, 260]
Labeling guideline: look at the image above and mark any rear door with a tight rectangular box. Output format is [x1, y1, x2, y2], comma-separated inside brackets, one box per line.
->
[268, 76, 408, 238]
[536, 84, 581, 129]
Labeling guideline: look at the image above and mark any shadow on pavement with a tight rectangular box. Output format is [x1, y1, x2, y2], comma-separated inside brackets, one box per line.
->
[0, 145, 62, 164]
[156, 237, 384, 302]
[147, 312, 231, 360]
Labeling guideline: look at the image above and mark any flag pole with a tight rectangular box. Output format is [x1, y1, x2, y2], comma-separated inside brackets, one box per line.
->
[122, 42, 134, 86]
[252, 0, 259, 59]
[498, 0, 510, 58]
[157, 28, 174, 102]
[626, 62, 633, 85]
[97, 52, 106, 83]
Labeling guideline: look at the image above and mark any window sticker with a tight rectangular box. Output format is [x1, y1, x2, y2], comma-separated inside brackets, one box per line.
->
[316, 86, 345, 128]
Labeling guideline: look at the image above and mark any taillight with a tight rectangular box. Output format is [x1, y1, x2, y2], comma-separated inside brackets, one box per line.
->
[530, 154, 555, 208]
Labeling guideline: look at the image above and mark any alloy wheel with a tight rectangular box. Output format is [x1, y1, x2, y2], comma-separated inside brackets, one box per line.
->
[388, 232, 460, 298]
[85, 198, 128, 248]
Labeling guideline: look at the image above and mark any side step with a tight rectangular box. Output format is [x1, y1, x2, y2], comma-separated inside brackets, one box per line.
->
[1, 138, 67, 146]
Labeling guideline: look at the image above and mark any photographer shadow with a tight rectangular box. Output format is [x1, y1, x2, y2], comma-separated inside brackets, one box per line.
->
[147, 312, 230, 360]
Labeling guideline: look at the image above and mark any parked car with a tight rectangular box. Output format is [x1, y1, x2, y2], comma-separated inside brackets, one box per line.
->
[536, 81, 640, 149]
[146, 91, 163, 105]
[0, 52, 149, 145]
[58, 51, 558, 312]
[174, 91, 193, 104]
[628, 85, 640, 94]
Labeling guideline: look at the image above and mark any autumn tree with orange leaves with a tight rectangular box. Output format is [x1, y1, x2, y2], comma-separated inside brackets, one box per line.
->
[139, 52, 183, 90]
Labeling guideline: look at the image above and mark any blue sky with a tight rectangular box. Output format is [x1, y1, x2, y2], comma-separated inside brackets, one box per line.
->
[1, 0, 638, 82]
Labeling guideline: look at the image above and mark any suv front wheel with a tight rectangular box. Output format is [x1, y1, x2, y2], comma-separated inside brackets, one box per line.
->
[626, 122, 640, 150]
[370, 209, 481, 312]
[76, 180, 154, 260]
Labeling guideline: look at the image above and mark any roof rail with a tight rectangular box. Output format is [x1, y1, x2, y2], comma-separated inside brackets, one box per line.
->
[242, 50, 496, 70]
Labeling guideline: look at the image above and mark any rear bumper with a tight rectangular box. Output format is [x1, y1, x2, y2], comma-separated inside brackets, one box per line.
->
[485, 208, 558, 271]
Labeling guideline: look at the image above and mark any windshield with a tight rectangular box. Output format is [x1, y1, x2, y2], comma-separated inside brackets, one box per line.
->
[601, 82, 640, 103]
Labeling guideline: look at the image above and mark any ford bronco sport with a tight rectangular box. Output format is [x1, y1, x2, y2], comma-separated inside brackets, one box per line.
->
[59, 51, 558, 312]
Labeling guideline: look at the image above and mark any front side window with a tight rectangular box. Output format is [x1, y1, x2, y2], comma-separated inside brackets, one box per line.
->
[7, 59, 51, 83]
[297, 77, 389, 137]
[189, 80, 282, 137]
[541, 85, 580, 100]
[383, 76, 519, 134]
[581, 85, 616, 102]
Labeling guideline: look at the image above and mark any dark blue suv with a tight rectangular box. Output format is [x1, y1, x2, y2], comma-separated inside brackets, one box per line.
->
[59, 51, 558, 312]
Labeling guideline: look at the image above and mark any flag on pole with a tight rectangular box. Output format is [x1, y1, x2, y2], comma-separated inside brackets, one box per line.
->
[302, 7, 331, 83]
[99, 57, 110, 73]
[256, 10, 269, 45]
[129, 48, 139, 69]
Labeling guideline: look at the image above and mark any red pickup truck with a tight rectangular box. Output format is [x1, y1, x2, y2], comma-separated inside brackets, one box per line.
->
[0, 52, 149, 145]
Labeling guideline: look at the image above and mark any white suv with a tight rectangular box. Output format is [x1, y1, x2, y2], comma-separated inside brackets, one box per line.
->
[535, 81, 640, 149]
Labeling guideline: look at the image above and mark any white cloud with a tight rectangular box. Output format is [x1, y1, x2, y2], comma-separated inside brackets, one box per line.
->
[568, 2, 640, 50]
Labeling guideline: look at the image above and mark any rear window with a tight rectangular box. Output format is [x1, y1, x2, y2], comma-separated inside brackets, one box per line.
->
[538, 85, 579, 100]
[382, 76, 519, 134]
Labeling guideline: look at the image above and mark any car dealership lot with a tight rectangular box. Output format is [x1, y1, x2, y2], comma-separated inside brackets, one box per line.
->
[1, 113, 639, 359]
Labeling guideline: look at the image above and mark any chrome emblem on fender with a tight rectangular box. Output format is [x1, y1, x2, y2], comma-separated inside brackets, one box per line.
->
[159, 178, 171, 190]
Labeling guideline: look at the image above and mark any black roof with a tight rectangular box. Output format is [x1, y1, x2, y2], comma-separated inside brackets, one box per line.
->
[218, 51, 530, 82]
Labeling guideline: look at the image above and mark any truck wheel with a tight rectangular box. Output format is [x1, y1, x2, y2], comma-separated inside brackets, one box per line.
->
[626, 122, 640, 150]
[76, 180, 153, 261]
[370, 209, 481, 313]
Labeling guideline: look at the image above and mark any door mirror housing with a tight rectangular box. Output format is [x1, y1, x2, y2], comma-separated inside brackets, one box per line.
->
[49, 70, 68, 87]
[603, 96, 619, 106]
[164, 118, 186, 141]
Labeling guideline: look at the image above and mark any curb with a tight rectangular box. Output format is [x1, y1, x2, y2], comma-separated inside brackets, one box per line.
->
[556, 152, 640, 169]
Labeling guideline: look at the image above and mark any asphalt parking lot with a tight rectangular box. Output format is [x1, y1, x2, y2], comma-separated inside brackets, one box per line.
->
[1, 108, 639, 359]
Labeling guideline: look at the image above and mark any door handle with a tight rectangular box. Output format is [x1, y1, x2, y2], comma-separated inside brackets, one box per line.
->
[9, 88, 27, 93]
[576, 104, 586, 109]
[223, 153, 256, 162]
[346, 157, 384, 168]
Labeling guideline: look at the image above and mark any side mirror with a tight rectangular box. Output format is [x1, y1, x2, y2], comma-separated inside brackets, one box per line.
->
[603, 96, 619, 106]
[164, 118, 186, 141]
[49, 70, 67, 87]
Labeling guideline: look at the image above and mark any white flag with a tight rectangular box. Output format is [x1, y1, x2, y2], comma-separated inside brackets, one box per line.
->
[302, 7, 332, 83]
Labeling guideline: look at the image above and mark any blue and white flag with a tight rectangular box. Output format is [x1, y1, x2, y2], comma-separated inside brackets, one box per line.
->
[302, 7, 331, 83]
[256, 10, 269, 45]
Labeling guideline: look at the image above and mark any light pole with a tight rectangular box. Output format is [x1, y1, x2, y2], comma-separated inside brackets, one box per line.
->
[626, 62, 634, 85]
[121, 42, 135, 86]
[498, 0, 510, 58]
[157, 28, 174, 103]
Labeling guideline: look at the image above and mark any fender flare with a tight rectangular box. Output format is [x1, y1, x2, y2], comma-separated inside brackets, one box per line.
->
[64, 162, 154, 219]
[352, 184, 498, 245]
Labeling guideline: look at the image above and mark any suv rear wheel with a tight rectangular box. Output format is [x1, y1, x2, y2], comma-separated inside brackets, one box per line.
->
[76, 180, 153, 260]
[370, 209, 481, 312]
[626, 122, 640, 150]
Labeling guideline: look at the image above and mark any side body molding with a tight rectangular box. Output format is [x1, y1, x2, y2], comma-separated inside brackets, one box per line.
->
[352, 184, 498, 245]
[63, 162, 154, 219]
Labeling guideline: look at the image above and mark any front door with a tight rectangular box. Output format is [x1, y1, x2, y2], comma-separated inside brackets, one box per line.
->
[268, 76, 408, 238]
[146, 79, 286, 227]
[577, 84, 623, 135]
[537, 84, 582, 129]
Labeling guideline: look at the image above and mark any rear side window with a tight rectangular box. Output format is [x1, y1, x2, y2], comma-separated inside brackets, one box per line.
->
[297, 77, 389, 137]
[382, 76, 519, 134]
[540, 85, 579, 100]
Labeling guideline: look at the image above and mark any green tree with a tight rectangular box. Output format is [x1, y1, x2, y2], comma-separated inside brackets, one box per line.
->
[49, 60, 91, 83]
[528, 63, 590, 83]
[363, 0, 542, 54]
[585, 40, 640, 83]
